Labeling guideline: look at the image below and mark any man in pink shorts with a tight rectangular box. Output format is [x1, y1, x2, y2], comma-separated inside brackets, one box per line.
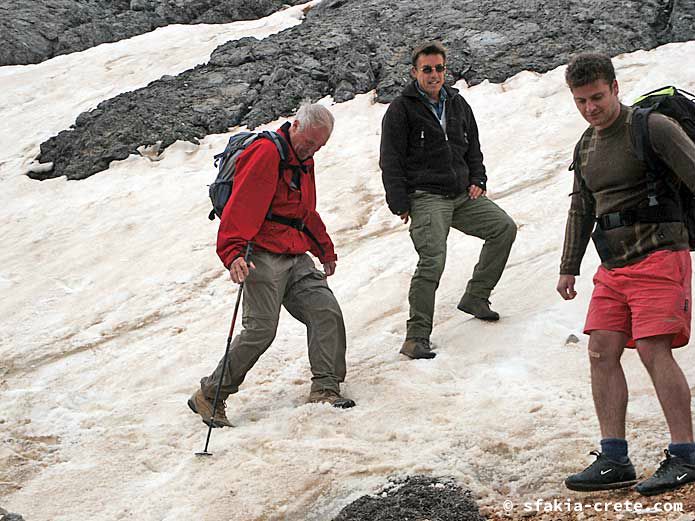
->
[557, 53, 695, 496]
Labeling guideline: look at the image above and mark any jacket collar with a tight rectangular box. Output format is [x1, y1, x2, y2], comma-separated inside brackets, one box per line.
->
[278, 121, 310, 171]
[403, 80, 458, 100]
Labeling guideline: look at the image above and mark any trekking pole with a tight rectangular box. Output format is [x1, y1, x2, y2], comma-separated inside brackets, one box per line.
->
[196, 242, 253, 457]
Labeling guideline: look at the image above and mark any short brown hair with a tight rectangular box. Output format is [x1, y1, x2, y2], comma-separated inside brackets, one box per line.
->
[411, 41, 447, 67]
[565, 52, 616, 88]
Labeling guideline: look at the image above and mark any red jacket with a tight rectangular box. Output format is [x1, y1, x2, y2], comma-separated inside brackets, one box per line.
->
[216, 123, 337, 267]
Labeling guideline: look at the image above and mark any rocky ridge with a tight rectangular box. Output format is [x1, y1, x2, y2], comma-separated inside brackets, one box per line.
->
[30, 0, 695, 180]
[0, 0, 305, 67]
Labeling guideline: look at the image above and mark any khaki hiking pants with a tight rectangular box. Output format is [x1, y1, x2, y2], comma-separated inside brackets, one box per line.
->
[200, 251, 347, 399]
[406, 190, 516, 340]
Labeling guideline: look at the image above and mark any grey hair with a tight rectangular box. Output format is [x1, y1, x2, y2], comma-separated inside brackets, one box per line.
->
[295, 102, 334, 134]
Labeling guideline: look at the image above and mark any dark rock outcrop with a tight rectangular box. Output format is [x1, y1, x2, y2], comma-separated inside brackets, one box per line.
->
[332, 475, 486, 521]
[32, 0, 695, 180]
[0, 0, 305, 66]
[0, 507, 26, 521]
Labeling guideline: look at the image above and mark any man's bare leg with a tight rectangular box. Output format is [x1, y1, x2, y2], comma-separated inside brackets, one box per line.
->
[634, 334, 695, 496]
[589, 330, 629, 439]
[565, 330, 636, 491]
[636, 334, 693, 443]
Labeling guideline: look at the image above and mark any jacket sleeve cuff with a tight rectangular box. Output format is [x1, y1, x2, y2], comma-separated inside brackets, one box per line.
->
[319, 252, 338, 264]
[559, 266, 580, 276]
[391, 206, 410, 216]
[470, 178, 487, 190]
[223, 250, 244, 270]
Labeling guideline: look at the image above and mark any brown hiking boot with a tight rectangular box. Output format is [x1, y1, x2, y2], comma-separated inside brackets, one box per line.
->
[187, 389, 233, 428]
[457, 294, 500, 321]
[400, 337, 436, 359]
[308, 388, 356, 409]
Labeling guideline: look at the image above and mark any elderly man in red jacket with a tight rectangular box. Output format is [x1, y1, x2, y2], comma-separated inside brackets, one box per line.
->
[189, 103, 355, 428]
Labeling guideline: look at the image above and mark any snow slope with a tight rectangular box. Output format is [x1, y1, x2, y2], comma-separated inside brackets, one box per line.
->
[1, 6, 694, 519]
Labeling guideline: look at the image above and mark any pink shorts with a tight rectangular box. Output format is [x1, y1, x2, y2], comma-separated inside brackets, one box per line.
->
[584, 249, 692, 348]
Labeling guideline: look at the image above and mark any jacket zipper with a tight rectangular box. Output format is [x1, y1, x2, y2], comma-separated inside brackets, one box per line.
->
[422, 97, 457, 191]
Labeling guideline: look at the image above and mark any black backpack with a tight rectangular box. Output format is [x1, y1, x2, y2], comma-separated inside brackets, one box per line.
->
[631, 86, 695, 249]
[571, 86, 695, 249]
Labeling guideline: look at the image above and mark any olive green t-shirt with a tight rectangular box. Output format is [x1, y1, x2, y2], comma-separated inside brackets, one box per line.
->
[560, 104, 695, 275]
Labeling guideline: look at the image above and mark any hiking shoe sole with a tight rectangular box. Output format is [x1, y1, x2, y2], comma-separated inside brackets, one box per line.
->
[399, 347, 436, 359]
[456, 303, 500, 321]
[636, 480, 694, 496]
[564, 478, 638, 492]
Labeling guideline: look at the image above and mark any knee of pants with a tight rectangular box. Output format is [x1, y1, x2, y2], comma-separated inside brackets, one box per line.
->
[499, 218, 517, 243]
[416, 252, 446, 280]
[240, 315, 279, 345]
[302, 287, 344, 315]
[312, 304, 347, 334]
[295, 291, 346, 329]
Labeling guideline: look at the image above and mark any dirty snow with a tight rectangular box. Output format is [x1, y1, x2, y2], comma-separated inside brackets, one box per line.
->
[0, 5, 694, 520]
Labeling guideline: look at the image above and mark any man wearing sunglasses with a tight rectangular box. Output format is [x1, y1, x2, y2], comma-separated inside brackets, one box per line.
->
[380, 41, 517, 360]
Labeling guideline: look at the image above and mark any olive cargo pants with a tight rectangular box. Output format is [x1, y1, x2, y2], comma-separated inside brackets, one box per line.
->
[200, 251, 347, 399]
[406, 191, 516, 339]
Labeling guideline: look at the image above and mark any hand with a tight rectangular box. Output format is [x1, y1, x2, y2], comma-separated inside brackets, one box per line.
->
[323, 261, 336, 277]
[468, 185, 485, 199]
[399, 211, 410, 224]
[229, 257, 256, 284]
[557, 274, 577, 300]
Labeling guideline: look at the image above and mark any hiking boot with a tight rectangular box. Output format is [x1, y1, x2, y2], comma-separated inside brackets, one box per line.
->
[400, 337, 436, 359]
[635, 450, 695, 496]
[457, 294, 500, 321]
[564, 451, 637, 491]
[308, 388, 356, 409]
[187, 388, 233, 428]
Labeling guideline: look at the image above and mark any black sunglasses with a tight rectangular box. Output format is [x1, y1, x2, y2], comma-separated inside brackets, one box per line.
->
[417, 64, 446, 74]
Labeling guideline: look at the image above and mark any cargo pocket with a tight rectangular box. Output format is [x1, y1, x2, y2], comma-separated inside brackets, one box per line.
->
[409, 213, 432, 253]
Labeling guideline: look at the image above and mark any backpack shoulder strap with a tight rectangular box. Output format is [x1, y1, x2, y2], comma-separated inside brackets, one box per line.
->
[259, 130, 288, 162]
[630, 106, 655, 163]
[630, 106, 667, 207]
[570, 137, 582, 178]
[570, 126, 594, 187]
[262, 131, 306, 192]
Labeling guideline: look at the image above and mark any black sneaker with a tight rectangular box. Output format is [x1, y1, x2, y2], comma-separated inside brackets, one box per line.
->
[565, 450, 637, 491]
[635, 449, 695, 496]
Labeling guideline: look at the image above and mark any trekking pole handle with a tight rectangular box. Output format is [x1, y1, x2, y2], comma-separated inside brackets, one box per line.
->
[243, 242, 253, 263]
[238, 242, 253, 286]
